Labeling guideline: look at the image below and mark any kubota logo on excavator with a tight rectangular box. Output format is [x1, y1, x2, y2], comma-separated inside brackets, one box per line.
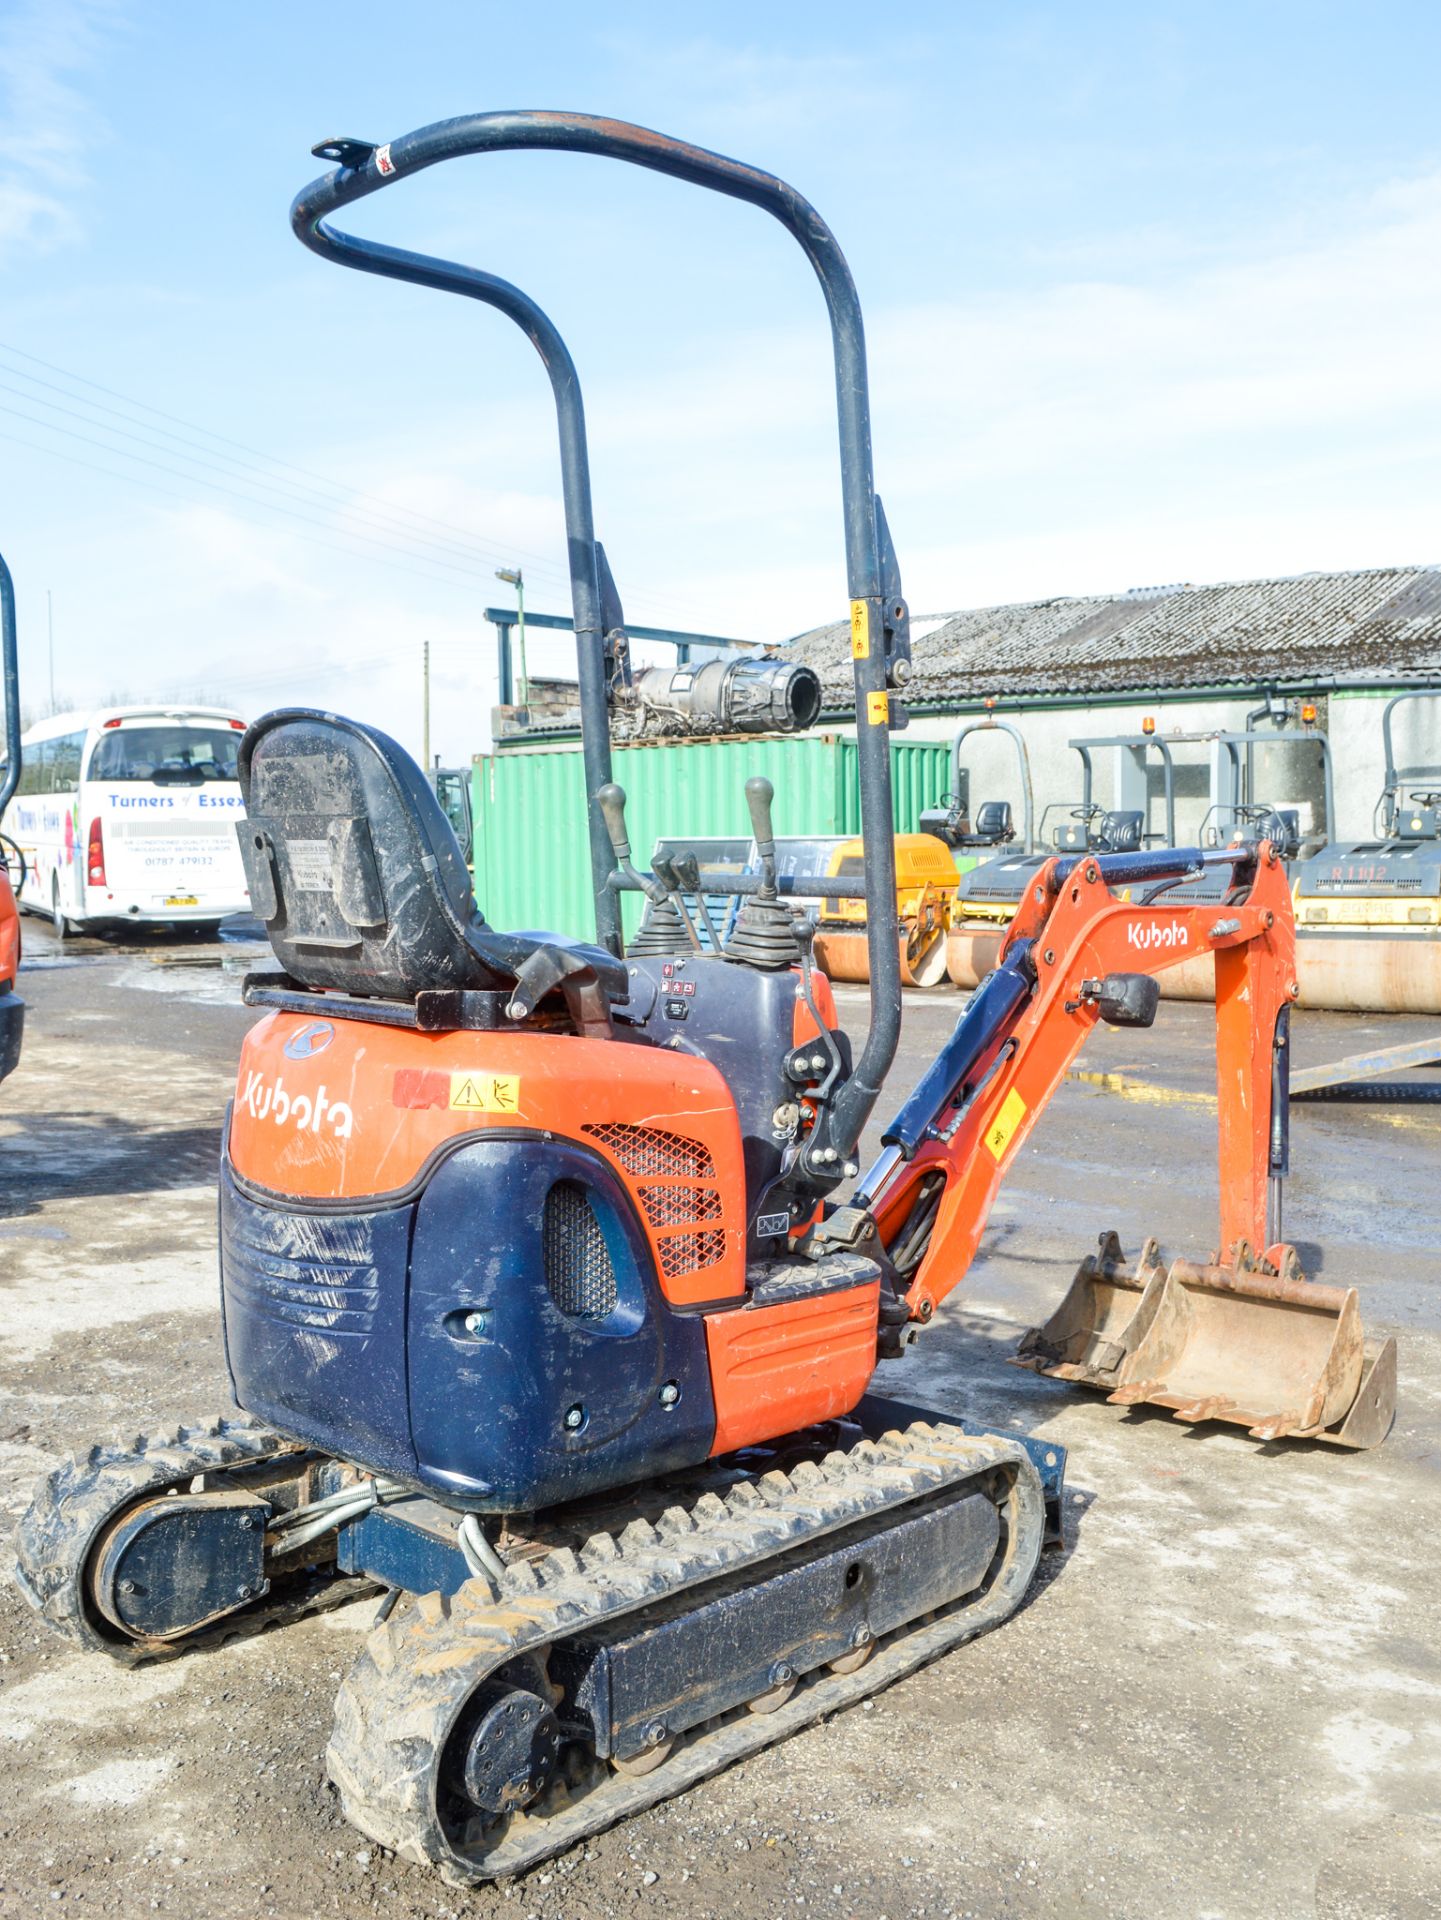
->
[1125, 921, 1189, 951]
[238, 1071, 354, 1139]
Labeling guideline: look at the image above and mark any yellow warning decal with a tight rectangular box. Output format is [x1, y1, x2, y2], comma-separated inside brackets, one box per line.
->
[850, 599, 870, 659]
[449, 1072, 522, 1114]
[866, 690, 889, 726]
[983, 1087, 1027, 1161]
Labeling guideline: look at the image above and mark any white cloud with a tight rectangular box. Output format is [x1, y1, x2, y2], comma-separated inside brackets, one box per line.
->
[552, 160, 1441, 628]
[22, 152, 1441, 760]
[0, 0, 114, 261]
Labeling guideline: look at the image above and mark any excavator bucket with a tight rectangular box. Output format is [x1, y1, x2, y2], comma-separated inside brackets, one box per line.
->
[1015, 1234, 1396, 1449]
[1014, 1231, 1167, 1382]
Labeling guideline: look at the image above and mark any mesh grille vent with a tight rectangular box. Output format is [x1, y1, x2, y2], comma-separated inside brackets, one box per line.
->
[656, 1229, 727, 1279]
[637, 1183, 724, 1228]
[581, 1122, 716, 1180]
[543, 1181, 618, 1321]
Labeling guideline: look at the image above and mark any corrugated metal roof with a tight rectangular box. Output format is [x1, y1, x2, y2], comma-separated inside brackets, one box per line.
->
[788, 563, 1441, 708]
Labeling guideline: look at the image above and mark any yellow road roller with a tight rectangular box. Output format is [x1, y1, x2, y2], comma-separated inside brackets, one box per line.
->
[814, 831, 962, 986]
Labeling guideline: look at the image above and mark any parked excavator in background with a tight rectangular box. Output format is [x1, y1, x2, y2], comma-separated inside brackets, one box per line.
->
[0, 547, 24, 1087]
[16, 111, 1395, 1892]
[1291, 690, 1441, 1012]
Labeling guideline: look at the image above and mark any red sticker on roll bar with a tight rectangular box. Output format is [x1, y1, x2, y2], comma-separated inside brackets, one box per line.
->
[375, 144, 395, 176]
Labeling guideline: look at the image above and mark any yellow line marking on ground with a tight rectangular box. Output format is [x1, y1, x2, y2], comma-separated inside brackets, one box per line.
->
[1068, 1069, 1441, 1129]
[1067, 1069, 1215, 1108]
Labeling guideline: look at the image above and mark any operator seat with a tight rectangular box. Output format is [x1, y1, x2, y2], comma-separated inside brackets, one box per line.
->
[236, 709, 627, 1005]
[1101, 809, 1144, 852]
[969, 799, 1013, 845]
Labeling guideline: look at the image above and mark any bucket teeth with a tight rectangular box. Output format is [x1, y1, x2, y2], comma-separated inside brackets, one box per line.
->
[1014, 1234, 1396, 1451]
[1170, 1395, 1238, 1426]
[1102, 1382, 1158, 1408]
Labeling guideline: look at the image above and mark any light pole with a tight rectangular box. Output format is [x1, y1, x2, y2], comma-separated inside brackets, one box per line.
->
[495, 567, 528, 714]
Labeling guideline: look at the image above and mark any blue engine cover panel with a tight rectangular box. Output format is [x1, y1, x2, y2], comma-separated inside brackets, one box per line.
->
[220, 1136, 717, 1512]
[220, 1166, 418, 1478]
[407, 1139, 715, 1509]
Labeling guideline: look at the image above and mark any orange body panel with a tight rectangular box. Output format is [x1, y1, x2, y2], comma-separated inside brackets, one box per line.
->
[704, 1280, 880, 1455]
[792, 967, 838, 1046]
[229, 1009, 749, 1305]
[0, 870, 17, 990]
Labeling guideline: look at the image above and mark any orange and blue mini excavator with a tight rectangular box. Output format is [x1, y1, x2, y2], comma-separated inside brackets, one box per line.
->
[0, 548, 24, 1086]
[16, 113, 1394, 1886]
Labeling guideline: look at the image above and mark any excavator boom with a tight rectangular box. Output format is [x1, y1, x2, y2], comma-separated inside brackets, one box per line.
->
[856, 839, 1395, 1447]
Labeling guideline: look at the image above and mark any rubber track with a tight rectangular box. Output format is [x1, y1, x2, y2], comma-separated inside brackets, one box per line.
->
[12, 1413, 368, 1663]
[327, 1422, 1045, 1885]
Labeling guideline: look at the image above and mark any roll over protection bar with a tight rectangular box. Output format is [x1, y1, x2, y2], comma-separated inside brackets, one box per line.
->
[291, 110, 907, 1163]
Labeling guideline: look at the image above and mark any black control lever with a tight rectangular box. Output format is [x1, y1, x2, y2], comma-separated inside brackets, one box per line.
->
[673, 851, 721, 951]
[651, 851, 703, 951]
[745, 775, 779, 900]
[596, 783, 667, 905]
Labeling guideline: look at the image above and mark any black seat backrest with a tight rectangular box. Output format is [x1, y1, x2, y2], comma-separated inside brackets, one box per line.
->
[1265, 807, 1301, 858]
[972, 799, 1012, 843]
[237, 709, 511, 999]
[236, 708, 630, 1017]
[1102, 809, 1143, 852]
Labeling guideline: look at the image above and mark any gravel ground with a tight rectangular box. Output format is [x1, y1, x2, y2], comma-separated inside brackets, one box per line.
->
[1, 924, 1437, 1920]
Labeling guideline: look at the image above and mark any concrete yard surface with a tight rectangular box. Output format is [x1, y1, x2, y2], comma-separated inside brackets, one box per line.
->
[1, 928, 1437, 1920]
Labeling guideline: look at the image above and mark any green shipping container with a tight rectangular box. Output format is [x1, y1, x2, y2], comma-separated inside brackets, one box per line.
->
[470, 732, 952, 942]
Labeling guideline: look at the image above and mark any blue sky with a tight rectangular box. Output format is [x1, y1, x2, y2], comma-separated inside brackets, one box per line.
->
[2, 1, 1439, 761]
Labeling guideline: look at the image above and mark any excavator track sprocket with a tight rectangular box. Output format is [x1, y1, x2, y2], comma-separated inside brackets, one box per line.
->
[13, 1414, 373, 1662]
[327, 1421, 1045, 1885]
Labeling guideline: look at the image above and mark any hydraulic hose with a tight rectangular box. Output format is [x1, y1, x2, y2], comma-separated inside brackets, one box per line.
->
[458, 1512, 507, 1590]
[267, 1475, 407, 1553]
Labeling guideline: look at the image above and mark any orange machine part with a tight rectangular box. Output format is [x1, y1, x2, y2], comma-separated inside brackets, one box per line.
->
[0, 870, 18, 990]
[228, 1009, 749, 1305]
[793, 966, 838, 1045]
[704, 1280, 880, 1455]
[871, 847, 1299, 1324]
